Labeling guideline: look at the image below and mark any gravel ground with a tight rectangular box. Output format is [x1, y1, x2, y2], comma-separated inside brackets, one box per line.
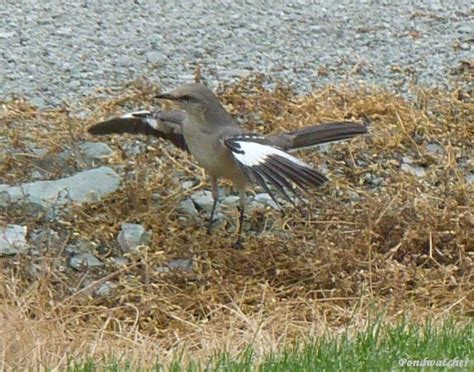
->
[0, 1, 472, 108]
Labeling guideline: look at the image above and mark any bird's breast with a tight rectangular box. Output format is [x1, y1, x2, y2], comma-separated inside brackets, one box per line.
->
[183, 123, 246, 187]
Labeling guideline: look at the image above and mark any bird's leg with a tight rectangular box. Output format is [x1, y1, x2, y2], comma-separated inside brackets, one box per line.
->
[233, 189, 246, 249]
[207, 176, 219, 235]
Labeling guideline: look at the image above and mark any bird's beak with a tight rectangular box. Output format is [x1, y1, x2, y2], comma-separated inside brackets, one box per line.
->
[155, 93, 177, 100]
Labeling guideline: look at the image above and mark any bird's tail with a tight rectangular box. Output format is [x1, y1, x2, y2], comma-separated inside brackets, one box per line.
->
[268, 121, 369, 151]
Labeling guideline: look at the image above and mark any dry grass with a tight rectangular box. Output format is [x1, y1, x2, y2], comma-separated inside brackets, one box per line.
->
[0, 76, 473, 369]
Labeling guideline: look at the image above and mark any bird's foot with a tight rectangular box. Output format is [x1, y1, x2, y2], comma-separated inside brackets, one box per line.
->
[232, 238, 244, 250]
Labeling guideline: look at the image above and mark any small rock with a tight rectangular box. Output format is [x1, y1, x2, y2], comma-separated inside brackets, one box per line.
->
[95, 281, 118, 297]
[317, 143, 332, 154]
[178, 198, 199, 217]
[29, 96, 47, 108]
[457, 25, 472, 34]
[253, 193, 279, 209]
[220, 195, 240, 207]
[466, 173, 473, 184]
[363, 172, 383, 186]
[0, 31, 15, 38]
[426, 143, 443, 156]
[117, 223, 151, 252]
[30, 228, 61, 249]
[146, 50, 165, 64]
[156, 258, 194, 273]
[111, 256, 129, 266]
[65, 240, 96, 255]
[348, 190, 361, 201]
[0, 225, 29, 255]
[28, 146, 48, 158]
[190, 190, 215, 212]
[122, 141, 146, 156]
[30, 171, 44, 180]
[68, 253, 104, 270]
[401, 163, 426, 177]
[65, 240, 104, 269]
[181, 180, 195, 190]
[401, 156, 414, 164]
[78, 141, 114, 162]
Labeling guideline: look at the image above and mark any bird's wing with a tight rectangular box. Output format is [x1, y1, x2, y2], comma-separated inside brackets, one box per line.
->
[87, 110, 189, 152]
[267, 121, 368, 152]
[223, 134, 327, 208]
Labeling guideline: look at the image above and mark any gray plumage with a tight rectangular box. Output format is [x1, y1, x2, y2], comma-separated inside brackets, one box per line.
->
[88, 83, 368, 248]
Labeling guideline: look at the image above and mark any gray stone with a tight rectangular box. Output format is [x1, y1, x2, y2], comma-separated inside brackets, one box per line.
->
[0, 166, 121, 209]
[181, 180, 195, 190]
[363, 172, 383, 186]
[253, 193, 279, 209]
[78, 141, 114, 161]
[111, 256, 129, 266]
[466, 173, 473, 184]
[220, 195, 240, 207]
[317, 143, 332, 154]
[117, 223, 151, 252]
[66, 240, 104, 269]
[156, 258, 194, 273]
[29, 147, 48, 158]
[190, 190, 214, 212]
[30, 171, 44, 180]
[178, 198, 199, 217]
[30, 228, 61, 249]
[0, 31, 16, 38]
[146, 50, 165, 64]
[401, 156, 414, 164]
[95, 281, 118, 297]
[122, 141, 146, 156]
[65, 240, 96, 255]
[0, 225, 29, 255]
[401, 163, 427, 177]
[426, 143, 443, 155]
[68, 253, 104, 270]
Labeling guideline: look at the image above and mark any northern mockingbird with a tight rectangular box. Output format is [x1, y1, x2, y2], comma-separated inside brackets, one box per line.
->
[88, 83, 367, 248]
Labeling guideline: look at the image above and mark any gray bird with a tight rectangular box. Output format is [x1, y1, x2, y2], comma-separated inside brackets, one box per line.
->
[88, 83, 368, 248]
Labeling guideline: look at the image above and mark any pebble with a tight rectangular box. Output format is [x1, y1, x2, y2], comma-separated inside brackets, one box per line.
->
[78, 141, 114, 162]
[181, 180, 195, 190]
[401, 163, 427, 178]
[0, 225, 29, 255]
[30, 228, 61, 249]
[178, 198, 199, 217]
[253, 193, 279, 209]
[426, 143, 443, 156]
[68, 253, 104, 270]
[95, 281, 118, 297]
[190, 190, 215, 213]
[156, 258, 195, 273]
[117, 223, 151, 252]
[66, 241, 104, 270]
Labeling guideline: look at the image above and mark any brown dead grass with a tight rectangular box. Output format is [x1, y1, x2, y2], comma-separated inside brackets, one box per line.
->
[0, 76, 473, 369]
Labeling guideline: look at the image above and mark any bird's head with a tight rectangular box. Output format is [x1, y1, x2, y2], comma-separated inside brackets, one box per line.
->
[155, 83, 223, 119]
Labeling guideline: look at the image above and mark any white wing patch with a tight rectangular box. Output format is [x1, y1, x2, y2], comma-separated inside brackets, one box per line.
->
[232, 141, 308, 168]
[121, 110, 150, 118]
[121, 110, 158, 130]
